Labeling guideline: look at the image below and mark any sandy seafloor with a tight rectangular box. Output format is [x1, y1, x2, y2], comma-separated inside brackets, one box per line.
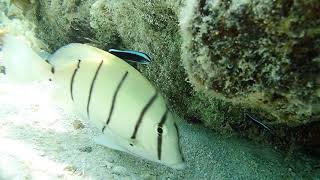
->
[0, 80, 319, 180]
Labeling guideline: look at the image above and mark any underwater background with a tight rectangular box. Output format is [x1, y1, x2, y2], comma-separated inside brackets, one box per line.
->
[0, 0, 319, 179]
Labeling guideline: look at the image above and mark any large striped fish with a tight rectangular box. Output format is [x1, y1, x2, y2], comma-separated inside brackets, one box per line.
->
[1, 35, 185, 169]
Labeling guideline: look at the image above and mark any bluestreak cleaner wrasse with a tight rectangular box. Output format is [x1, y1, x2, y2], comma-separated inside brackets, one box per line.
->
[1, 34, 185, 169]
[108, 49, 152, 64]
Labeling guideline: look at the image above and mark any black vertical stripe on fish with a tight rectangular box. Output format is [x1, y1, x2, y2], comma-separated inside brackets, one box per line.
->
[174, 122, 185, 162]
[0, 66, 6, 75]
[70, 60, 81, 101]
[45, 59, 50, 64]
[51, 67, 55, 74]
[130, 91, 158, 139]
[103, 71, 128, 129]
[157, 109, 168, 160]
[87, 60, 104, 119]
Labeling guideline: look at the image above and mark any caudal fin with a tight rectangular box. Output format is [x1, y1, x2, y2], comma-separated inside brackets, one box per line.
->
[2, 35, 52, 83]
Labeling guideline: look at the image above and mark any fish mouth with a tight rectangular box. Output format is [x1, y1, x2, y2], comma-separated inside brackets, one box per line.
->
[170, 162, 186, 170]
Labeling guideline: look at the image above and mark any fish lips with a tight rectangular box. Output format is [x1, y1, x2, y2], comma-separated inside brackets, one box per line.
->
[169, 162, 187, 170]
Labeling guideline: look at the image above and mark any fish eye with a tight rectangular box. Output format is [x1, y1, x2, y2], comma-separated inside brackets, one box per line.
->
[157, 127, 163, 134]
[156, 125, 167, 136]
[154, 123, 167, 136]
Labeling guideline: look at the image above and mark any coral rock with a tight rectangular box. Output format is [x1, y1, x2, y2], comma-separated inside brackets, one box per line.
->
[180, 0, 320, 126]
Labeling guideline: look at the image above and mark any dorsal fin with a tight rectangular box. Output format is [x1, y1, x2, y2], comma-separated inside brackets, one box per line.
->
[108, 49, 151, 64]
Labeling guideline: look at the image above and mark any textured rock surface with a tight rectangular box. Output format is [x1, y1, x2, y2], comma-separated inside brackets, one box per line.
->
[180, 0, 320, 126]
[2, 0, 320, 149]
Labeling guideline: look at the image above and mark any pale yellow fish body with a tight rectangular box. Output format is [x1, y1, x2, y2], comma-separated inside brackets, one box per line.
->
[51, 44, 160, 138]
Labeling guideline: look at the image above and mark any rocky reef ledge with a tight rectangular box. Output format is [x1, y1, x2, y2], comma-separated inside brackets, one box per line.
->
[2, 0, 320, 152]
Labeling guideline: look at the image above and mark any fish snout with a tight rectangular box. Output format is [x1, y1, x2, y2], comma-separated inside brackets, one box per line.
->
[170, 162, 186, 170]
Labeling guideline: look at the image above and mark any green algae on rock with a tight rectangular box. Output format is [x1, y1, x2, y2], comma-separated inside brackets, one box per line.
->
[180, 0, 320, 127]
[10, 0, 32, 10]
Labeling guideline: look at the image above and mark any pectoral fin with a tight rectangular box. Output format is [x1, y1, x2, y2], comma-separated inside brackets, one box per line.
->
[94, 134, 125, 152]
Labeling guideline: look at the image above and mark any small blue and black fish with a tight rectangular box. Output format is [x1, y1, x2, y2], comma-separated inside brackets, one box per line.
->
[108, 49, 151, 64]
[1, 34, 185, 169]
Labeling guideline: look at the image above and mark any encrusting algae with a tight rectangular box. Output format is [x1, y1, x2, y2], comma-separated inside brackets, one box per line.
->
[10, 0, 32, 10]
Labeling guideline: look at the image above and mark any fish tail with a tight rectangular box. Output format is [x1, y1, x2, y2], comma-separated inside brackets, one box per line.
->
[1, 35, 52, 83]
